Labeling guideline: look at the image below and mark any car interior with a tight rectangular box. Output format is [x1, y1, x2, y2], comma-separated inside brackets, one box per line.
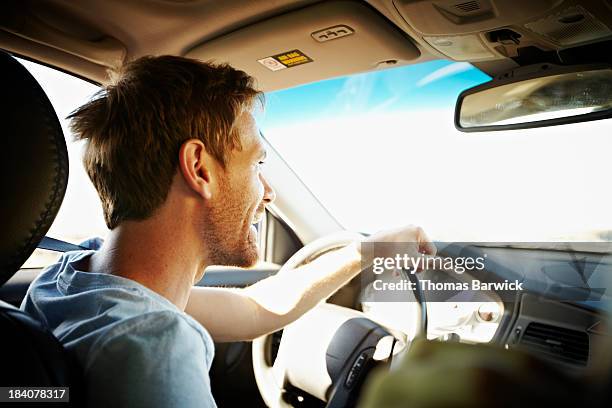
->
[1, 0, 612, 407]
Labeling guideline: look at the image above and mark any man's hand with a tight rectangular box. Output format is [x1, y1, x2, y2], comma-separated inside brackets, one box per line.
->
[364, 225, 437, 256]
[361, 225, 437, 274]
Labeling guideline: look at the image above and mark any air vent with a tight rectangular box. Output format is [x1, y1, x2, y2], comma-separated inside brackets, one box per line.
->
[520, 322, 589, 366]
[455, 1, 481, 13]
[433, 0, 493, 24]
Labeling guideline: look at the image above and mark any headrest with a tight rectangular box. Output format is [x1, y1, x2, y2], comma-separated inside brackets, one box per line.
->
[0, 51, 68, 285]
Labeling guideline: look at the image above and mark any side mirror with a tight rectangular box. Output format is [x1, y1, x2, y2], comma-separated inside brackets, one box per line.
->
[455, 64, 612, 132]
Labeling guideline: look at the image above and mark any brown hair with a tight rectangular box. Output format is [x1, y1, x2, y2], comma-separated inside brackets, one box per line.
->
[68, 55, 261, 229]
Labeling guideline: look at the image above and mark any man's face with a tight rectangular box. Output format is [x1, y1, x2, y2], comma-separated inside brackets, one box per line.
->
[201, 111, 275, 267]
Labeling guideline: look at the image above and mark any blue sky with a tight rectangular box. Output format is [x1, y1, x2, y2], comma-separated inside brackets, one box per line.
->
[260, 60, 491, 130]
[262, 58, 612, 243]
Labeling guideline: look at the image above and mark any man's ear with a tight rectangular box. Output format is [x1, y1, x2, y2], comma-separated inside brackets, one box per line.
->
[178, 139, 215, 200]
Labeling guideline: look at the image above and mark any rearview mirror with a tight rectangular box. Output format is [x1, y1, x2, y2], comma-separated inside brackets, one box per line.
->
[455, 64, 612, 132]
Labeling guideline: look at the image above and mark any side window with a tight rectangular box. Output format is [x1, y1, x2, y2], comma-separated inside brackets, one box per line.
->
[18, 59, 108, 268]
[260, 210, 302, 266]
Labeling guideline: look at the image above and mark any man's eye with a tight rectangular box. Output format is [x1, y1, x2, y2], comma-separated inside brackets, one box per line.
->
[258, 161, 265, 166]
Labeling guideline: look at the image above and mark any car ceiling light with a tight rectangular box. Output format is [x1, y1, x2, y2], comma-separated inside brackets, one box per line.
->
[424, 34, 496, 61]
[524, 5, 612, 47]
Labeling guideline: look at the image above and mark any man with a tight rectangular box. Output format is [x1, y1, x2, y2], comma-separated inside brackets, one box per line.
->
[21, 55, 434, 407]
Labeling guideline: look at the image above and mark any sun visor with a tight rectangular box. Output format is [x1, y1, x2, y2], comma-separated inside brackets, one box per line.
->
[185, 1, 420, 92]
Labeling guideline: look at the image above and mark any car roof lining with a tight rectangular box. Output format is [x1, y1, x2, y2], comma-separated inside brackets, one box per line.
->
[0, 0, 325, 85]
[1, 0, 612, 88]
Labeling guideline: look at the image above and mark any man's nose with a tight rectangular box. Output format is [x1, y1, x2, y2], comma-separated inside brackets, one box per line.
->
[260, 173, 276, 204]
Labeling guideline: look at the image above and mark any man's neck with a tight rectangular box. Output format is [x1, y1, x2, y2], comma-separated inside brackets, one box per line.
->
[88, 217, 205, 310]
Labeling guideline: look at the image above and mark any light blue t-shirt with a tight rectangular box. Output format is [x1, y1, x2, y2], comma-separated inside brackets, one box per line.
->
[21, 247, 217, 408]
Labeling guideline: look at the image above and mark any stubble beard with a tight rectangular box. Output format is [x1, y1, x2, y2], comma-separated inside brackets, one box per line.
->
[201, 185, 260, 268]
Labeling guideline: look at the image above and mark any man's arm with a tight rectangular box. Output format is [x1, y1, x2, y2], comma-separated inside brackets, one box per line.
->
[186, 226, 435, 342]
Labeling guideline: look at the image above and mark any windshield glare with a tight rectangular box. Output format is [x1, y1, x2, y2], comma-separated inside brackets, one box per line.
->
[260, 60, 612, 242]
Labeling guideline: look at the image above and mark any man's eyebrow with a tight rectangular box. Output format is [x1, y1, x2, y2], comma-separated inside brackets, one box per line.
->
[259, 149, 267, 161]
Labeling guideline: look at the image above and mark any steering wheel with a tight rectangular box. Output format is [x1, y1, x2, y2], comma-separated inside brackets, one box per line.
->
[252, 231, 427, 408]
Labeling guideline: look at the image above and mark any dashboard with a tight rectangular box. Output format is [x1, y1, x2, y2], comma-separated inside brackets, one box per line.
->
[360, 267, 503, 343]
[328, 243, 611, 370]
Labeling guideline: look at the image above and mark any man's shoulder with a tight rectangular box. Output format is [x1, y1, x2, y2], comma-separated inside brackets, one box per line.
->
[86, 309, 213, 370]
[23, 253, 215, 370]
[84, 309, 217, 407]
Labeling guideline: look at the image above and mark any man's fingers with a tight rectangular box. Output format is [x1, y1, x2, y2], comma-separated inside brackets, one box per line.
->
[416, 227, 436, 256]
[414, 255, 443, 272]
[419, 240, 437, 256]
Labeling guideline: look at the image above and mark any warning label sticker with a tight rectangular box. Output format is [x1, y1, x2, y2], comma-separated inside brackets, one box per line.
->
[257, 49, 313, 71]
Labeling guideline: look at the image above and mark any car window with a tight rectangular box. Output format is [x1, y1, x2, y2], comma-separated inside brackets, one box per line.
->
[260, 60, 612, 242]
[18, 59, 108, 268]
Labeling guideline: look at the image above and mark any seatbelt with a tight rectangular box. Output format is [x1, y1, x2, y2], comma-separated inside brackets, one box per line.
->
[38, 236, 89, 252]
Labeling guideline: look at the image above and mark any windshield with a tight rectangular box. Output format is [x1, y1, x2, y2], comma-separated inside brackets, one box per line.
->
[260, 60, 612, 242]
